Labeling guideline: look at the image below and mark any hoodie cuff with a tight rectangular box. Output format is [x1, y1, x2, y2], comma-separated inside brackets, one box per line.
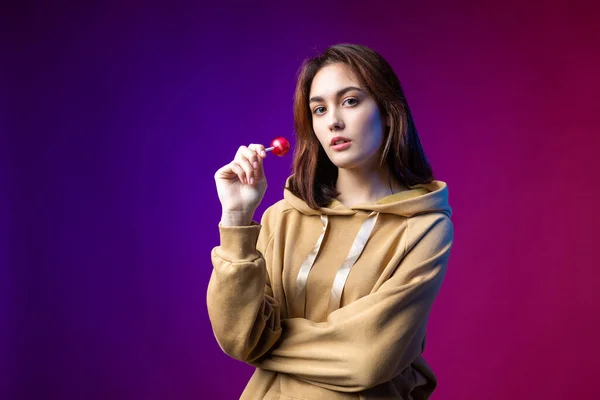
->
[217, 222, 262, 262]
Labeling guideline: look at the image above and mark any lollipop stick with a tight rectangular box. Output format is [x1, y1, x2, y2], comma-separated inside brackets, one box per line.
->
[265, 146, 275, 152]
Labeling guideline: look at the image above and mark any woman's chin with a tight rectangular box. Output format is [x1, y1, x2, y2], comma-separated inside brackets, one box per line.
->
[329, 157, 362, 171]
[327, 152, 381, 172]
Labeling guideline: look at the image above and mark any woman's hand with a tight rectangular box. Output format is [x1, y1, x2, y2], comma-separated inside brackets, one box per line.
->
[214, 144, 267, 226]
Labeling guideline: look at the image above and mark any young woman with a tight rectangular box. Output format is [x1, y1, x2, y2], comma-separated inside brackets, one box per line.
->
[208, 43, 454, 400]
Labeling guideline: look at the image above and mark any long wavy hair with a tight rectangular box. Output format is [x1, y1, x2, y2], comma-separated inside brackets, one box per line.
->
[288, 43, 434, 209]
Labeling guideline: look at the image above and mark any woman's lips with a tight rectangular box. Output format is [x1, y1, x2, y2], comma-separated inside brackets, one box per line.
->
[331, 141, 352, 151]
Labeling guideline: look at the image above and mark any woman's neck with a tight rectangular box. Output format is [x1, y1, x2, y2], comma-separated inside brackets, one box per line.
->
[335, 167, 408, 208]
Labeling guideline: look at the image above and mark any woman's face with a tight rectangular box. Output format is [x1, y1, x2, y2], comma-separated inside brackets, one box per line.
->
[309, 63, 387, 172]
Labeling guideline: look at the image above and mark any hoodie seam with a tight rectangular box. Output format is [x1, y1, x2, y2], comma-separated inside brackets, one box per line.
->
[404, 216, 410, 257]
[263, 232, 275, 261]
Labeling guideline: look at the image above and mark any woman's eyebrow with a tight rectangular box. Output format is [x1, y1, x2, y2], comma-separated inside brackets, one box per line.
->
[309, 86, 363, 104]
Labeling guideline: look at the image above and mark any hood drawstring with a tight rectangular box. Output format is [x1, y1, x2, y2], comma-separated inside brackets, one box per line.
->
[328, 211, 379, 314]
[293, 211, 380, 318]
[295, 215, 328, 299]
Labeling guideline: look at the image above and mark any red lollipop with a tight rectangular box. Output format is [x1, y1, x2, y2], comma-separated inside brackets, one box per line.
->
[264, 136, 290, 156]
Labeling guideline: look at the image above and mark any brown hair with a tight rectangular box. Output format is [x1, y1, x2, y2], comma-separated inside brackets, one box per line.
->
[289, 43, 434, 209]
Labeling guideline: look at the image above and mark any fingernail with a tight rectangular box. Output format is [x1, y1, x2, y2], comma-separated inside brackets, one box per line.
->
[253, 161, 258, 169]
[250, 177, 254, 184]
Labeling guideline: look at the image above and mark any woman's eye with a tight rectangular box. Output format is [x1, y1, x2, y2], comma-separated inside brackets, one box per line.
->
[343, 98, 358, 106]
[314, 106, 326, 115]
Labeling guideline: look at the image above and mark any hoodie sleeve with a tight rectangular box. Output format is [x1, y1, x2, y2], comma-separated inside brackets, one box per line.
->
[206, 207, 282, 362]
[248, 215, 453, 393]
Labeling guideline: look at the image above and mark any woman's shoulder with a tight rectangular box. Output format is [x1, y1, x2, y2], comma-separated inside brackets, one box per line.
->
[259, 199, 295, 225]
[404, 212, 454, 253]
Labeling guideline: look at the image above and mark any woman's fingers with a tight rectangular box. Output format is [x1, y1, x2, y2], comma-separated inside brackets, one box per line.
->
[248, 144, 266, 181]
[249, 143, 267, 158]
[235, 146, 256, 184]
[242, 146, 259, 171]
[220, 144, 266, 185]
[228, 161, 246, 184]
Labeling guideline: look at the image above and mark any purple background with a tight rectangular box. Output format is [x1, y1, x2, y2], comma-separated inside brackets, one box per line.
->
[6, 1, 600, 399]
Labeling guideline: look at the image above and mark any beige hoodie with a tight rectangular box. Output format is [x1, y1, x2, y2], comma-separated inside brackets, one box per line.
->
[207, 176, 454, 399]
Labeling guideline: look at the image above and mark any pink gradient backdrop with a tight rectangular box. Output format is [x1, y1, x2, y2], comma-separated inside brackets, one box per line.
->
[6, 1, 599, 399]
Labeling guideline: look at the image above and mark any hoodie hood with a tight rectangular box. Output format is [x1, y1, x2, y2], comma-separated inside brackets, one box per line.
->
[283, 176, 452, 218]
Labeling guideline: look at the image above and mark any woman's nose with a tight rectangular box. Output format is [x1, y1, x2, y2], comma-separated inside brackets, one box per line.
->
[327, 110, 345, 131]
